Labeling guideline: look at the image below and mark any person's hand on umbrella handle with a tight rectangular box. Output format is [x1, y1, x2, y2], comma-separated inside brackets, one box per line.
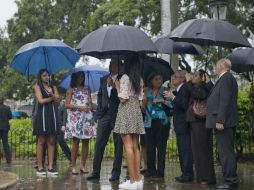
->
[216, 123, 224, 131]
[107, 76, 114, 87]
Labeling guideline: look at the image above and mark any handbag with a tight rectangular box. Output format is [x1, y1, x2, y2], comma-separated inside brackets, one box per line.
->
[192, 100, 207, 119]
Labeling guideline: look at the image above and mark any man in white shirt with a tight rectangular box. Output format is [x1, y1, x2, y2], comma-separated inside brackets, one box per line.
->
[87, 59, 124, 181]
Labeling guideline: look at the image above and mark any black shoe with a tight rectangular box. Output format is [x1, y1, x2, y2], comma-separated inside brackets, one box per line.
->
[143, 171, 153, 178]
[216, 183, 238, 189]
[175, 175, 193, 183]
[86, 174, 100, 180]
[152, 173, 164, 179]
[109, 176, 120, 181]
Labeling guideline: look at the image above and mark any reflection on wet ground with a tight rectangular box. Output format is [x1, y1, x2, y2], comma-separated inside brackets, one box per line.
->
[1, 160, 254, 190]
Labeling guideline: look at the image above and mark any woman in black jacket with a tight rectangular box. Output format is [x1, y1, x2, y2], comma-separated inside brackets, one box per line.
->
[186, 70, 216, 185]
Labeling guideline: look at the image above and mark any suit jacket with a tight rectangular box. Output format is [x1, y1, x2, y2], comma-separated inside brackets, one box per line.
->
[206, 72, 238, 128]
[172, 82, 191, 134]
[96, 75, 120, 121]
[0, 104, 12, 131]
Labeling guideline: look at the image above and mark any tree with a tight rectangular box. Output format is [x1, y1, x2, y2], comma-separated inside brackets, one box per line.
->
[1, 0, 101, 100]
[87, 0, 160, 34]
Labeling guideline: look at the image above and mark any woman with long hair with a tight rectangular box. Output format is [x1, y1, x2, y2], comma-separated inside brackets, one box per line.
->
[186, 69, 216, 185]
[33, 69, 60, 176]
[114, 53, 145, 189]
[65, 71, 96, 175]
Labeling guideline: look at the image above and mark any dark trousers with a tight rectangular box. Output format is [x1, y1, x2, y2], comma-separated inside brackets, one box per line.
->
[56, 132, 71, 161]
[92, 113, 123, 177]
[145, 119, 170, 176]
[0, 130, 11, 162]
[216, 127, 238, 184]
[176, 131, 193, 178]
[191, 122, 216, 183]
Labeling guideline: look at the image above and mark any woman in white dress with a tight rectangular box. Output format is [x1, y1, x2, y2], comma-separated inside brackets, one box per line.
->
[65, 71, 96, 175]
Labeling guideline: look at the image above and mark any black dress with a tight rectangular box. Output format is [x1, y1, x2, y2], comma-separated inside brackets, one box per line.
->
[33, 85, 59, 136]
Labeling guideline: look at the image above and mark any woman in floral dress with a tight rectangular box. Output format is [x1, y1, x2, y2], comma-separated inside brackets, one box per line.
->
[65, 71, 96, 175]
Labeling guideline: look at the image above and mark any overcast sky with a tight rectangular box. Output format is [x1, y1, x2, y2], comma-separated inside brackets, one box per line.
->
[0, 0, 17, 29]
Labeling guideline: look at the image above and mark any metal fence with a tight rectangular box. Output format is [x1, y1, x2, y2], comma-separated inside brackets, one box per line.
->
[0, 126, 253, 162]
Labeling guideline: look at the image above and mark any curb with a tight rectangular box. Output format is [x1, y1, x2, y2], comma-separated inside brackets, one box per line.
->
[0, 172, 18, 189]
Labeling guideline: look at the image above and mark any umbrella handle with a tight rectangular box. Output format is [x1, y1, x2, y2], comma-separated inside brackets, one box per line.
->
[205, 48, 209, 71]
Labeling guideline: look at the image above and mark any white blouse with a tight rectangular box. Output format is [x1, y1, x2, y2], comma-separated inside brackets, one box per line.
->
[118, 74, 144, 100]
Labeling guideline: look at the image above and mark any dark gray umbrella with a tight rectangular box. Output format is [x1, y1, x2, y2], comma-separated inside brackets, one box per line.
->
[77, 25, 157, 58]
[143, 56, 174, 83]
[154, 37, 205, 55]
[168, 19, 251, 48]
[228, 48, 254, 73]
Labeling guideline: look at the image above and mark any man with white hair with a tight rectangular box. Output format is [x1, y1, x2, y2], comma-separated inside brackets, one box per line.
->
[206, 58, 239, 189]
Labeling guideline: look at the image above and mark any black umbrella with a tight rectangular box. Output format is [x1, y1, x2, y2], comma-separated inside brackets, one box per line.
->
[143, 56, 174, 84]
[154, 37, 205, 55]
[168, 19, 251, 48]
[228, 48, 254, 73]
[77, 25, 157, 58]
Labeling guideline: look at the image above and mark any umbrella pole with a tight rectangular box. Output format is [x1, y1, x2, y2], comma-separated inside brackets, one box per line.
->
[205, 48, 209, 71]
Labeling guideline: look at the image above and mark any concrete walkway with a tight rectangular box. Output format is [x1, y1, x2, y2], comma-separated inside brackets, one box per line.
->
[0, 171, 18, 189]
[1, 160, 254, 190]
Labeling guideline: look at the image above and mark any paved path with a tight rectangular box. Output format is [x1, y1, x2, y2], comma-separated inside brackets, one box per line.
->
[0, 171, 18, 189]
[1, 160, 254, 190]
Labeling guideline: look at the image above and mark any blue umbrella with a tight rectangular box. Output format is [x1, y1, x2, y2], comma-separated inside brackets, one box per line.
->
[10, 39, 80, 76]
[60, 64, 109, 92]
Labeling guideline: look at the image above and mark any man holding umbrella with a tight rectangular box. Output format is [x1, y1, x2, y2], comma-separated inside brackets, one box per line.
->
[87, 59, 123, 181]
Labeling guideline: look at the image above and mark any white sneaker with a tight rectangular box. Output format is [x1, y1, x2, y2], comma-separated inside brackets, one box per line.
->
[36, 169, 46, 177]
[47, 169, 58, 176]
[136, 179, 143, 189]
[119, 180, 138, 189]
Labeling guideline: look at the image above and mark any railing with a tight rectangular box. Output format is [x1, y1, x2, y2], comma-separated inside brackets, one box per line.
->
[0, 126, 253, 162]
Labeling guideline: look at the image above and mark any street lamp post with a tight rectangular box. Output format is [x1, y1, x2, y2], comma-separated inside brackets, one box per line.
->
[209, 0, 227, 59]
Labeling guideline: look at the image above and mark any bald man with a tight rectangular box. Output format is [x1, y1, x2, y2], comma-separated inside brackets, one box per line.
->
[206, 58, 238, 189]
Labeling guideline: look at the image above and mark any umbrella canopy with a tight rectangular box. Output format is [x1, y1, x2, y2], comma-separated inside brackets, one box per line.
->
[143, 56, 174, 84]
[168, 19, 251, 48]
[60, 64, 109, 92]
[154, 37, 205, 55]
[228, 48, 254, 73]
[77, 25, 157, 58]
[11, 39, 80, 76]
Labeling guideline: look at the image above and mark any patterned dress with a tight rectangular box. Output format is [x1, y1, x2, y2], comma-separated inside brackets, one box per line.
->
[65, 87, 96, 139]
[114, 74, 145, 135]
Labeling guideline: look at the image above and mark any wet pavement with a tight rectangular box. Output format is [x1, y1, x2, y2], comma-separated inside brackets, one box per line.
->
[1, 160, 254, 190]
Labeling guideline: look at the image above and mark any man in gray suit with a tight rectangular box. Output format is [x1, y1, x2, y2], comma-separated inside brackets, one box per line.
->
[206, 58, 238, 189]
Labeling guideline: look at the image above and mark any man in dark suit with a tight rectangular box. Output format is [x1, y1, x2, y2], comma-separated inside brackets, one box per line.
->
[0, 96, 12, 163]
[87, 59, 123, 181]
[206, 58, 238, 189]
[164, 70, 193, 182]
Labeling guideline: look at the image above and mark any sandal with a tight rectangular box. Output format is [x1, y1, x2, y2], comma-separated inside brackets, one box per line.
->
[80, 168, 89, 174]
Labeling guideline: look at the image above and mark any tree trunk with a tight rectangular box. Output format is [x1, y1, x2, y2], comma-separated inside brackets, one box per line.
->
[160, 0, 171, 65]
[160, 0, 179, 72]
[170, 0, 179, 72]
